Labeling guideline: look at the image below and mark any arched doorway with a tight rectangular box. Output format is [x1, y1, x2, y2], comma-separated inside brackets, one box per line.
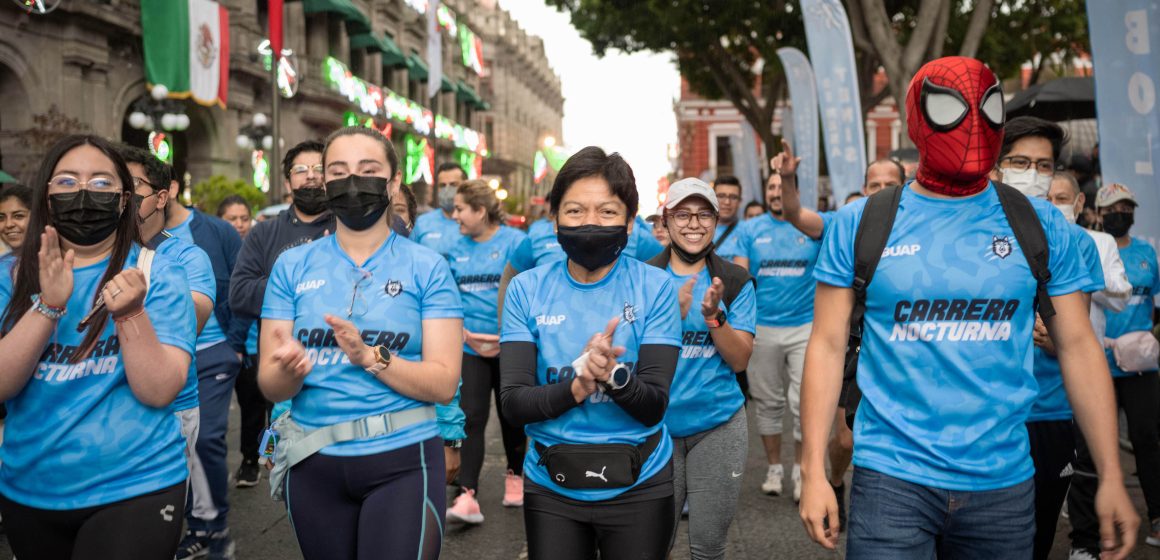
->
[0, 61, 35, 183]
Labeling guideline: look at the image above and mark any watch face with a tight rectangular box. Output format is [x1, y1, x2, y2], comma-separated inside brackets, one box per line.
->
[612, 365, 630, 387]
[377, 346, 391, 362]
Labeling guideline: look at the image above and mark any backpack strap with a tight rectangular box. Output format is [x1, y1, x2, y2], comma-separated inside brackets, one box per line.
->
[850, 185, 903, 322]
[840, 185, 902, 419]
[993, 182, 1055, 320]
[716, 221, 739, 246]
[136, 247, 156, 292]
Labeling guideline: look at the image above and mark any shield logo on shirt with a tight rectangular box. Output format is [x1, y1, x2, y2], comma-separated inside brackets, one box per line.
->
[385, 280, 403, 298]
[622, 302, 638, 324]
[991, 235, 1012, 259]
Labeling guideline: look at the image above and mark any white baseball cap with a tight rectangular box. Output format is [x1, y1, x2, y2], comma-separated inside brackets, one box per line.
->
[664, 178, 719, 212]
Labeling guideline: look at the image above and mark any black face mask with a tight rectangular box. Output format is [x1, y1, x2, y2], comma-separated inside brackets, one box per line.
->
[50, 190, 123, 246]
[557, 224, 629, 272]
[293, 187, 329, 216]
[325, 175, 390, 231]
[131, 192, 161, 225]
[1102, 211, 1134, 238]
[671, 238, 714, 264]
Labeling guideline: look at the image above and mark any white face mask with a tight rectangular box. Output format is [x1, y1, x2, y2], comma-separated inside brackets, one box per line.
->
[1002, 168, 1052, 199]
[1053, 203, 1076, 224]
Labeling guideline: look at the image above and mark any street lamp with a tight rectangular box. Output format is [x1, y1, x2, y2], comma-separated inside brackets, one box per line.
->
[128, 85, 191, 133]
[236, 113, 274, 151]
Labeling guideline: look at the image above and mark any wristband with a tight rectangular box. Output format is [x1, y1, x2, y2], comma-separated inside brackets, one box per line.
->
[30, 294, 66, 320]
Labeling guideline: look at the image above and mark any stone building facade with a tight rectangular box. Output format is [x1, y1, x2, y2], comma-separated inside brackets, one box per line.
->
[0, 0, 562, 211]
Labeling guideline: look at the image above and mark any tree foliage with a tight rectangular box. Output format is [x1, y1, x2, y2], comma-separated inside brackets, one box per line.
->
[190, 175, 266, 215]
[545, 0, 807, 157]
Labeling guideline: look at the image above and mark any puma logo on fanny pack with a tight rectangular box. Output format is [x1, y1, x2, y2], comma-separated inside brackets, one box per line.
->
[585, 466, 608, 483]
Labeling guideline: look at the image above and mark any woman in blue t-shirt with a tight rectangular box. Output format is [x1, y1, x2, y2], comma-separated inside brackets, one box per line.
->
[258, 127, 464, 560]
[499, 146, 682, 560]
[646, 178, 756, 560]
[0, 135, 196, 559]
[445, 180, 534, 523]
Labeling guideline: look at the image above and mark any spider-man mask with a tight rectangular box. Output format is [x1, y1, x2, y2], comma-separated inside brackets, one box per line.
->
[907, 57, 1005, 197]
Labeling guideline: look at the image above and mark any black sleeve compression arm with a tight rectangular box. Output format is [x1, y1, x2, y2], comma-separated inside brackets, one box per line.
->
[498, 341, 581, 428]
[608, 344, 679, 427]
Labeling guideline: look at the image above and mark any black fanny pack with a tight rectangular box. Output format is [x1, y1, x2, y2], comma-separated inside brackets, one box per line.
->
[534, 431, 662, 490]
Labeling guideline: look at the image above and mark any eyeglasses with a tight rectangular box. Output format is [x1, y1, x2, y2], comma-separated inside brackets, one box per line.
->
[132, 176, 156, 189]
[668, 210, 717, 227]
[716, 193, 741, 202]
[999, 156, 1056, 175]
[48, 175, 119, 192]
[346, 267, 373, 318]
[290, 164, 324, 176]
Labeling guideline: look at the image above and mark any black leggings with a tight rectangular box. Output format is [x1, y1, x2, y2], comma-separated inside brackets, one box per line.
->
[235, 353, 271, 462]
[286, 437, 445, 560]
[460, 353, 526, 491]
[0, 481, 186, 560]
[1070, 372, 1160, 553]
[1027, 419, 1074, 560]
[524, 491, 676, 560]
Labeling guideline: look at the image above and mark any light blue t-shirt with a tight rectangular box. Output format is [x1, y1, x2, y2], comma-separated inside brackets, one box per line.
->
[663, 267, 755, 437]
[501, 257, 682, 501]
[528, 218, 564, 268]
[624, 216, 665, 262]
[154, 235, 217, 412]
[412, 209, 461, 259]
[1106, 237, 1160, 377]
[813, 183, 1088, 491]
[262, 233, 464, 456]
[724, 212, 833, 327]
[0, 245, 194, 509]
[167, 213, 226, 349]
[713, 222, 741, 260]
[1029, 223, 1105, 422]
[447, 226, 534, 355]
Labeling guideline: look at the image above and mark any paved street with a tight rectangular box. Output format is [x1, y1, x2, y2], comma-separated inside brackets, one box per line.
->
[1, 400, 1159, 559]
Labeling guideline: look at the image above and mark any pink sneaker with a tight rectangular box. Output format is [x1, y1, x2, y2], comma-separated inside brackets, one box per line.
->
[446, 489, 484, 524]
[503, 470, 524, 507]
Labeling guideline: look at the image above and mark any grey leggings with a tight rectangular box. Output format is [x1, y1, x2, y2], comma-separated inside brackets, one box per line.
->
[669, 407, 748, 560]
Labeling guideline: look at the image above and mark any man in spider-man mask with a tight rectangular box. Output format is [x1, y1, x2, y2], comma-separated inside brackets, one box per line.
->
[796, 56, 1139, 559]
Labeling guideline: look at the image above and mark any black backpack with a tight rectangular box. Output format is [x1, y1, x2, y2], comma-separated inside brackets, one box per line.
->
[840, 183, 1055, 429]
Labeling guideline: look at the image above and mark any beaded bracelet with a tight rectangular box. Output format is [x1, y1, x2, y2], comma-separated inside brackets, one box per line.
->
[30, 294, 66, 320]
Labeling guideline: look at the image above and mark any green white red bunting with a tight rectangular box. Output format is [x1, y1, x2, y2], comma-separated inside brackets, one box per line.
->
[141, 0, 230, 107]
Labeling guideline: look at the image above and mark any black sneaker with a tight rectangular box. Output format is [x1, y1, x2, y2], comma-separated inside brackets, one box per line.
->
[175, 530, 210, 560]
[832, 482, 847, 533]
[235, 459, 260, 488]
[207, 529, 236, 560]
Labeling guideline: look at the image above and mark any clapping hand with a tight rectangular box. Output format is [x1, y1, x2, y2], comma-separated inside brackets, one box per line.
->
[103, 269, 148, 318]
[271, 328, 312, 379]
[678, 278, 696, 320]
[701, 277, 724, 319]
[38, 227, 74, 308]
[325, 314, 375, 368]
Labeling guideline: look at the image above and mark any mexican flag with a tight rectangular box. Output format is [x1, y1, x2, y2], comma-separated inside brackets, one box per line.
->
[141, 0, 230, 107]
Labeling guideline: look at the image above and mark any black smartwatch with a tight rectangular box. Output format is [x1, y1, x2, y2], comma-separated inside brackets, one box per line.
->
[704, 309, 727, 329]
[444, 439, 463, 449]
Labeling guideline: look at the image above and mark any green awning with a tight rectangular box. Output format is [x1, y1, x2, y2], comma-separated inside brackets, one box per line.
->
[406, 53, 429, 81]
[476, 100, 491, 111]
[441, 75, 455, 93]
[302, 0, 371, 35]
[456, 80, 485, 108]
[0, 170, 15, 184]
[351, 32, 405, 66]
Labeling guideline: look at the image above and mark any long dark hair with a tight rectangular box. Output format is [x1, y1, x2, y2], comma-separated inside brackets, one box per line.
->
[1, 135, 139, 362]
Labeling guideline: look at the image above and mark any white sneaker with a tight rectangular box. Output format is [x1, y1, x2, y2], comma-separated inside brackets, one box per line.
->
[761, 464, 784, 495]
[792, 464, 802, 503]
[1067, 548, 1098, 560]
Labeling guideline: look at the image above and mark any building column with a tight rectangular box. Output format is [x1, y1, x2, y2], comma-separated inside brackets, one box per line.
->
[866, 119, 878, 162]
